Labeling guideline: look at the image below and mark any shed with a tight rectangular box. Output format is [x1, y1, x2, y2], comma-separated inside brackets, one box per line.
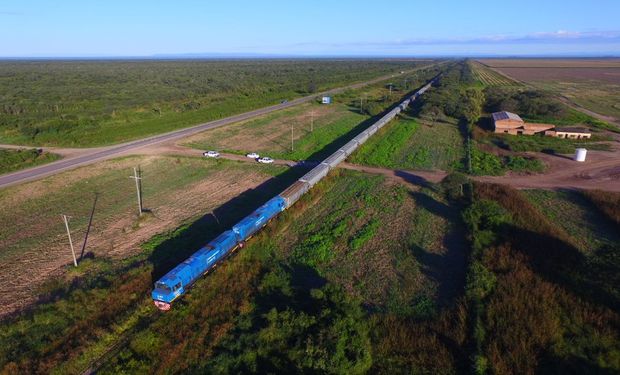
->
[553, 127, 592, 139]
[492, 111, 524, 133]
[321, 96, 332, 104]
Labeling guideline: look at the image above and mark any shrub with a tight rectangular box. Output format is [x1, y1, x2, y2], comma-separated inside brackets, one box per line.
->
[470, 147, 504, 176]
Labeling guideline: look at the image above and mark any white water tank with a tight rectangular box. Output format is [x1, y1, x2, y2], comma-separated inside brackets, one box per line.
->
[574, 148, 587, 162]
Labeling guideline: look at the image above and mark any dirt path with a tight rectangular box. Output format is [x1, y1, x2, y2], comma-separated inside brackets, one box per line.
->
[340, 151, 620, 192]
[477, 150, 620, 191]
[151, 141, 620, 192]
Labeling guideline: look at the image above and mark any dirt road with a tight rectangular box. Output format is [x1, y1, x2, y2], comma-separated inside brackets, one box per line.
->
[0, 64, 440, 189]
[150, 142, 620, 192]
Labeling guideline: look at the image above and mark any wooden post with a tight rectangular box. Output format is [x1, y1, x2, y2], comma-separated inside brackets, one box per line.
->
[62, 214, 78, 267]
[129, 167, 143, 216]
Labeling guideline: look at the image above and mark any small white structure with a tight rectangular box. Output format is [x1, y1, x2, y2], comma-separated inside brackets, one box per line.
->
[321, 96, 332, 104]
[574, 148, 587, 162]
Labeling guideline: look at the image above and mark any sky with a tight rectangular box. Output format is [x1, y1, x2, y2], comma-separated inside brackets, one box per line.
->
[1, 0, 619, 57]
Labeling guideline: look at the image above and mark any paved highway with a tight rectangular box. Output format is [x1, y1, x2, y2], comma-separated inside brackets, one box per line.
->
[0, 64, 440, 189]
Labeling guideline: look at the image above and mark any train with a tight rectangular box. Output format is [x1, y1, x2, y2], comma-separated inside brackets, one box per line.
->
[151, 78, 438, 311]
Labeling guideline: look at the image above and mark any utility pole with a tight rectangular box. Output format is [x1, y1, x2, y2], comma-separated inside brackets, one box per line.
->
[61, 214, 78, 267]
[130, 167, 143, 216]
[389, 83, 393, 96]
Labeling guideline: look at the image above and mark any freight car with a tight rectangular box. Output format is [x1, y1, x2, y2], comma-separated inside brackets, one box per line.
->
[152, 76, 439, 310]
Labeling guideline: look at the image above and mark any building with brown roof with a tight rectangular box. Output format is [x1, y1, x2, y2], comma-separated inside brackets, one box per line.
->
[492, 111, 592, 139]
[492, 111, 555, 135]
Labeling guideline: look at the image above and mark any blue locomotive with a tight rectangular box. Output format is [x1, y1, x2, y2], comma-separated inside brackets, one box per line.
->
[152, 197, 286, 310]
[152, 77, 438, 310]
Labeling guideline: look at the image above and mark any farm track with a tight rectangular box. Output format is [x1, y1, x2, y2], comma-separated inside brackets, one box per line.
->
[0, 62, 442, 189]
[179, 148, 620, 193]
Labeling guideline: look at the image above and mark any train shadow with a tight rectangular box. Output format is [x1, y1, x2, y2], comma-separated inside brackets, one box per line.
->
[147, 164, 310, 283]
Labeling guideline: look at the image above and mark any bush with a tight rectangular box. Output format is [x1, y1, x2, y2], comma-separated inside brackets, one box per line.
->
[470, 147, 504, 176]
[504, 155, 544, 173]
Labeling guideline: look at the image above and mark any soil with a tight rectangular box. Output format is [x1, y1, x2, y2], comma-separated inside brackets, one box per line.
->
[0, 161, 274, 317]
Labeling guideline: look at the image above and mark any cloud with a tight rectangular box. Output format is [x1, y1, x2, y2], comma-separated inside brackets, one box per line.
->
[0, 11, 22, 16]
[291, 30, 620, 50]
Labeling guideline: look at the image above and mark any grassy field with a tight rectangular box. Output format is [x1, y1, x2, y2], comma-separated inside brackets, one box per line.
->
[0, 169, 470, 374]
[469, 143, 545, 176]
[0, 154, 294, 316]
[96, 170, 468, 373]
[185, 66, 441, 161]
[469, 183, 620, 374]
[523, 190, 620, 254]
[185, 102, 369, 160]
[349, 114, 466, 171]
[0, 148, 60, 174]
[0, 60, 434, 147]
[535, 81, 620, 120]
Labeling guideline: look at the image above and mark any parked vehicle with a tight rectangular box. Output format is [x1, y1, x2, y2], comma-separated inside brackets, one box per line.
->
[281, 99, 288, 104]
[246, 152, 260, 159]
[203, 150, 220, 158]
[257, 157, 274, 164]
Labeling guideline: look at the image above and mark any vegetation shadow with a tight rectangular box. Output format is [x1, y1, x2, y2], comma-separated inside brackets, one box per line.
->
[506, 224, 620, 312]
[408, 191, 467, 308]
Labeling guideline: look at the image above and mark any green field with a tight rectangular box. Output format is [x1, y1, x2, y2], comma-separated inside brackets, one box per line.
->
[186, 102, 369, 161]
[535, 81, 620, 121]
[482, 132, 612, 154]
[0, 148, 60, 174]
[0, 169, 469, 374]
[0, 60, 434, 147]
[349, 115, 466, 171]
[469, 144, 545, 176]
[186, 66, 442, 161]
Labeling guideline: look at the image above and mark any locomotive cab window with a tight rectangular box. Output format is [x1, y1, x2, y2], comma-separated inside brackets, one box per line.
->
[155, 282, 171, 292]
[173, 282, 182, 291]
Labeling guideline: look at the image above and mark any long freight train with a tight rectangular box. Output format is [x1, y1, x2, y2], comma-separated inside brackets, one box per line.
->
[152, 78, 438, 310]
